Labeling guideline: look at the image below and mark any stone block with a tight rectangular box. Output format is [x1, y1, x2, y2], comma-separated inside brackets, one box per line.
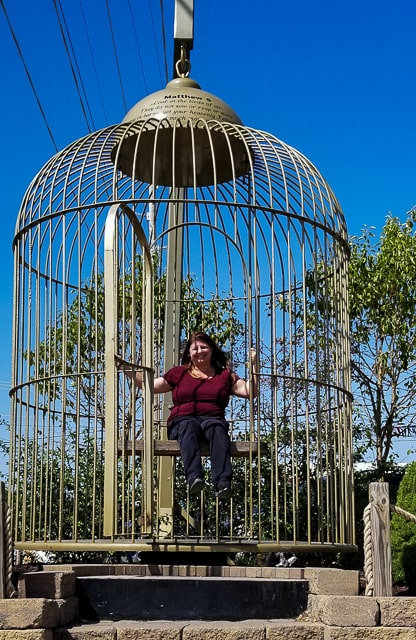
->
[308, 595, 379, 627]
[117, 566, 145, 577]
[0, 631, 53, 639]
[53, 622, 116, 639]
[273, 568, 304, 580]
[0, 597, 78, 631]
[116, 620, 184, 639]
[228, 567, 247, 578]
[265, 620, 325, 640]
[56, 598, 79, 627]
[303, 569, 360, 595]
[18, 572, 76, 599]
[0, 599, 61, 630]
[43, 565, 110, 577]
[182, 620, 266, 640]
[143, 565, 162, 577]
[266, 620, 324, 639]
[378, 596, 416, 627]
[324, 627, 416, 639]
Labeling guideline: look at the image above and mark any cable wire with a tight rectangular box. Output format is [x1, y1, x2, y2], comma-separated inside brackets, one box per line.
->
[0, 0, 59, 152]
[147, 0, 164, 86]
[53, 0, 96, 132]
[79, 0, 109, 124]
[105, 0, 128, 114]
[159, 0, 169, 84]
[126, 0, 149, 95]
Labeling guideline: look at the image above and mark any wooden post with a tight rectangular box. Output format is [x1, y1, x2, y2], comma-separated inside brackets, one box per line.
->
[369, 482, 392, 596]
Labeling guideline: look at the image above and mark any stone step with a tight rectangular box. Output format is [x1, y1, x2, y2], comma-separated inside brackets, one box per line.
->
[54, 619, 325, 639]
[76, 575, 309, 622]
[52, 619, 416, 640]
[41, 563, 360, 597]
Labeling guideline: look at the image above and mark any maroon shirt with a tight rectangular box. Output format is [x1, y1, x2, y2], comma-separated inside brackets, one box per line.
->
[163, 365, 239, 425]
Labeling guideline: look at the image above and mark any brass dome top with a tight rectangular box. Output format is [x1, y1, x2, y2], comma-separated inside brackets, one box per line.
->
[111, 76, 248, 187]
[121, 76, 243, 126]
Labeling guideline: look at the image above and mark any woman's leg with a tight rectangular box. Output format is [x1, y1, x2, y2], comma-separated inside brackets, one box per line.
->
[168, 417, 204, 487]
[201, 417, 232, 493]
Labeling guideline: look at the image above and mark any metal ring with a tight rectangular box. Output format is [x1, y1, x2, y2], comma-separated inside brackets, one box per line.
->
[175, 56, 191, 78]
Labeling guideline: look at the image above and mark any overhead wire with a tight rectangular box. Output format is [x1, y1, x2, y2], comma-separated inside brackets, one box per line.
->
[105, 0, 128, 114]
[1, 0, 172, 151]
[53, 0, 96, 133]
[0, 0, 59, 152]
[79, 0, 109, 125]
[159, 0, 169, 84]
[126, 0, 149, 95]
[147, 0, 165, 86]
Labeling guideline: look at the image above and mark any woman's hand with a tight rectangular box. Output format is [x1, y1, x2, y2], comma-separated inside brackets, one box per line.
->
[115, 354, 139, 371]
[114, 354, 126, 370]
[115, 355, 171, 393]
[115, 355, 142, 386]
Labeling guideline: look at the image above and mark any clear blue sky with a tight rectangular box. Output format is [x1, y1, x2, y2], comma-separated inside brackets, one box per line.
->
[0, 0, 415, 461]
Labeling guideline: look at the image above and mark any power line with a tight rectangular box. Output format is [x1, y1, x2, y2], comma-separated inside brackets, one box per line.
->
[105, 0, 128, 114]
[79, 0, 109, 125]
[147, 0, 165, 86]
[126, 0, 149, 95]
[53, 0, 96, 132]
[159, 0, 169, 84]
[0, 0, 59, 152]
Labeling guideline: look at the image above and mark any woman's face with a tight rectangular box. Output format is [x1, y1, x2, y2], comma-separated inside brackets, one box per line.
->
[189, 339, 213, 367]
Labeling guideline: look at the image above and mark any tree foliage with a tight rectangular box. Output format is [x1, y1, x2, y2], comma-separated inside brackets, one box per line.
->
[348, 209, 416, 475]
[391, 461, 416, 586]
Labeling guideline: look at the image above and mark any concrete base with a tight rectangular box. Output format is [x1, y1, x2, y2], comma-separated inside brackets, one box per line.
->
[76, 575, 309, 621]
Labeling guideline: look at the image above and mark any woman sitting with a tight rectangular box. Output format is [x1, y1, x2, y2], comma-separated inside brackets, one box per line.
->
[116, 331, 257, 499]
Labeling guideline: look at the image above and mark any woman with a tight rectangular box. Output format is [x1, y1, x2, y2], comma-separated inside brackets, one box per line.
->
[116, 331, 257, 499]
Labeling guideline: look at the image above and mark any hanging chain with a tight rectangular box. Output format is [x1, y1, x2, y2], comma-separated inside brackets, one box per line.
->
[175, 45, 191, 78]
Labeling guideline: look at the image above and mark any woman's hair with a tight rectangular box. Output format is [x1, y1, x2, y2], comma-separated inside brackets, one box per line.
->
[181, 332, 229, 371]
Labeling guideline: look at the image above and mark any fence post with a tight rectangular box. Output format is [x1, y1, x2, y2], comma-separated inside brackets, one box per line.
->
[369, 482, 392, 596]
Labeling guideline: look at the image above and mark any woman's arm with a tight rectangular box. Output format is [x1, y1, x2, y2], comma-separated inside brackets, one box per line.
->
[115, 355, 172, 393]
[231, 349, 258, 399]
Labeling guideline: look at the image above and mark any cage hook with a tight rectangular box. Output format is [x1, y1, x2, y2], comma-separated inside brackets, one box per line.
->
[175, 45, 191, 78]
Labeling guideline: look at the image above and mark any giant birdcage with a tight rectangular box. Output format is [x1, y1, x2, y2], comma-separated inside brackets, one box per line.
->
[9, 24, 355, 557]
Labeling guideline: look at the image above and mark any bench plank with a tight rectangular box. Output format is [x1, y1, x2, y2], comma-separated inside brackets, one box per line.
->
[118, 439, 267, 457]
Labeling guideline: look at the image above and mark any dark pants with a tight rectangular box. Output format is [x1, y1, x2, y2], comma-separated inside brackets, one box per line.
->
[168, 415, 232, 490]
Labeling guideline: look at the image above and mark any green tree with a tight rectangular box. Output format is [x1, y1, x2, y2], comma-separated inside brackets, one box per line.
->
[348, 209, 416, 476]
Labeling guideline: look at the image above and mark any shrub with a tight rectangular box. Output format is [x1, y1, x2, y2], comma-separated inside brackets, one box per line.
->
[391, 462, 416, 586]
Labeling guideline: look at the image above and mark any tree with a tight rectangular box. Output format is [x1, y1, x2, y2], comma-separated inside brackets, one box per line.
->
[348, 209, 416, 475]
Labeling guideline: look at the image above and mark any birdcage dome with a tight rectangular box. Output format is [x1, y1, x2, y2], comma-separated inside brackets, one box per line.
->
[17, 115, 347, 240]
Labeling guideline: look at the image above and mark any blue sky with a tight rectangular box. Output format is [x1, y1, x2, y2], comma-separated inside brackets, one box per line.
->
[0, 0, 415, 461]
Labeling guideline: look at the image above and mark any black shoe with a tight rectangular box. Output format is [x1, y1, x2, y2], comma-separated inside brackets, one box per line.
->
[215, 485, 233, 499]
[189, 477, 204, 494]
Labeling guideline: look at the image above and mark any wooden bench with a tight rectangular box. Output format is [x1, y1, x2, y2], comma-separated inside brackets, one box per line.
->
[118, 439, 267, 457]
